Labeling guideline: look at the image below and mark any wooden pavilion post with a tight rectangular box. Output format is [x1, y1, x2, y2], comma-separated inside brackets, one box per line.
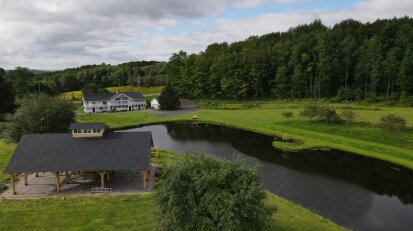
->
[24, 173, 28, 186]
[142, 169, 148, 189]
[98, 171, 106, 189]
[65, 171, 69, 184]
[106, 172, 110, 182]
[10, 174, 16, 195]
[54, 172, 61, 193]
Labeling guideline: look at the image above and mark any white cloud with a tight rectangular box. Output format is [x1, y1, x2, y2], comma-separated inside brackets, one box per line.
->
[0, 0, 412, 69]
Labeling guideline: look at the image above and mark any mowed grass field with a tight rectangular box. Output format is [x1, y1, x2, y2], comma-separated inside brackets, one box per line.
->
[0, 149, 345, 231]
[0, 193, 345, 231]
[60, 86, 164, 100]
[76, 100, 413, 169]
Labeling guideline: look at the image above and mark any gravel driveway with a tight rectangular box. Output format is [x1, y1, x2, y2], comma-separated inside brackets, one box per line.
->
[143, 99, 197, 117]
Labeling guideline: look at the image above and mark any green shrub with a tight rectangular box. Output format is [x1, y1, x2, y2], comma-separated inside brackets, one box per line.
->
[318, 106, 341, 123]
[153, 155, 276, 231]
[379, 114, 406, 131]
[336, 87, 359, 102]
[340, 110, 355, 123]
[282, 111, 294, 121]
[399, 92, 413, 107]
[300, 105, 319, 122]
[365, 94, 379, 103]
[242, 101, 261, 109]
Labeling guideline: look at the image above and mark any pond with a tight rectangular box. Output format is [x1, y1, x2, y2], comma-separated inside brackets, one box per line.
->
[124, 122, 413, 231]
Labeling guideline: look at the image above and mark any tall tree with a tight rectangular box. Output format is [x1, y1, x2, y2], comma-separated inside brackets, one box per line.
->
[0, 68, 15, 115]
[5, 67, 34, 96]
[158, 84, 180, 110]
[383, 47, 400, 100]
[2, 94, 75, 143]
[398, 49, 413, 95]
[340, 35, 356, 89]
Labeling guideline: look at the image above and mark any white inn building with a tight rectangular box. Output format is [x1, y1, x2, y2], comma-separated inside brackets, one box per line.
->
[82, 92, 146, 113]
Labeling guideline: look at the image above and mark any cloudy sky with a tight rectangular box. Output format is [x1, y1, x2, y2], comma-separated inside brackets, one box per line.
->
[1, 0, 413, 70]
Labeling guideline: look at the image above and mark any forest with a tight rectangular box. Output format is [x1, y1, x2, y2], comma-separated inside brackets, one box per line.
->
[167, 17, 413, 104]
[1, 61, 167, 96]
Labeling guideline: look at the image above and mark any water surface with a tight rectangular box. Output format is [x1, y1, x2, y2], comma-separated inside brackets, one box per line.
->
[125, 122, 413, 231]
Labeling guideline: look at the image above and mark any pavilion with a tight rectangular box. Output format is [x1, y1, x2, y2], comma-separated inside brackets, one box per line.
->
[4, 122, 153, 195]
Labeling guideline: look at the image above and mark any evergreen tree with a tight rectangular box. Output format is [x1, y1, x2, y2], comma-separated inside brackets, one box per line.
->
[158, 84, 180, 110]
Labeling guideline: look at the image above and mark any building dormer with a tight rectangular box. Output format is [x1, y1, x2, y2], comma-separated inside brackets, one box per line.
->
[69, 122, 106, 138]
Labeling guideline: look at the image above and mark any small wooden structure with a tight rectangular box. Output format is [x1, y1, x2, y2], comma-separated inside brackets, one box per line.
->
[151, 146, 160, 158]
[192, 112, 198, 120]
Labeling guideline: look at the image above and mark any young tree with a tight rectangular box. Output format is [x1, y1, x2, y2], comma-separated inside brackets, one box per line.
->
[282, 111, 294, 121]
[158, 84, 180, 110]
[318, 106, 340, 123]
[300, 105, 319, 122]
[379, 113, 406, 132]
[2, 94, 75, 143]
[153, 155, 276, 231]
[340, 110, 356, 123]
[0, 68, 15, 115]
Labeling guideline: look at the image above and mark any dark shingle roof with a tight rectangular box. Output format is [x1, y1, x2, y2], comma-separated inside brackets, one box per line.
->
[83, 92, 144, 101]
[5, 131, 153, 173]
[82, 92, 114, 101]
[69, 122, 106, 130]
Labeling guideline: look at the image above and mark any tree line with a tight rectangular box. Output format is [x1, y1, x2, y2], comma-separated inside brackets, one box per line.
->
[166, 17, 413, 104]
[0, 61, 167, 115]
[1, 61, 167, 96]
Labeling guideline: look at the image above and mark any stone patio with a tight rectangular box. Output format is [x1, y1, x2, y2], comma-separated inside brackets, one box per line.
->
[1, 166, 156, 198]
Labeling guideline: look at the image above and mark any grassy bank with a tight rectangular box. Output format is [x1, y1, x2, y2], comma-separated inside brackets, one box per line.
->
[60, 86, 164, 100]
[77, 101, 413, 169]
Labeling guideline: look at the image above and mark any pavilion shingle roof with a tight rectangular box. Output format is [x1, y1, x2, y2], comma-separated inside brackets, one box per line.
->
[4, 131, 153, 174]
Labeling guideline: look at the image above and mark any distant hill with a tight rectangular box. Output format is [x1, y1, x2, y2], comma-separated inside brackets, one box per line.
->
[29, 69, 54, 74]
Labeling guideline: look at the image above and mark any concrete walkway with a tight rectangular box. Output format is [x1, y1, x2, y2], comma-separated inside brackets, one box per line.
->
[1, 167, 156, 199]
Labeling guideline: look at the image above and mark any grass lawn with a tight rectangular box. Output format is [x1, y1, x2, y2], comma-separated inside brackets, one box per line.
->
[0, 139, 16, 189]
[60, 86, 164, 100]
[0, 193, 345, 231]
[77, 101, 413, 169]
[0, 149, 345, 231]
[0, 194, 156, 231]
